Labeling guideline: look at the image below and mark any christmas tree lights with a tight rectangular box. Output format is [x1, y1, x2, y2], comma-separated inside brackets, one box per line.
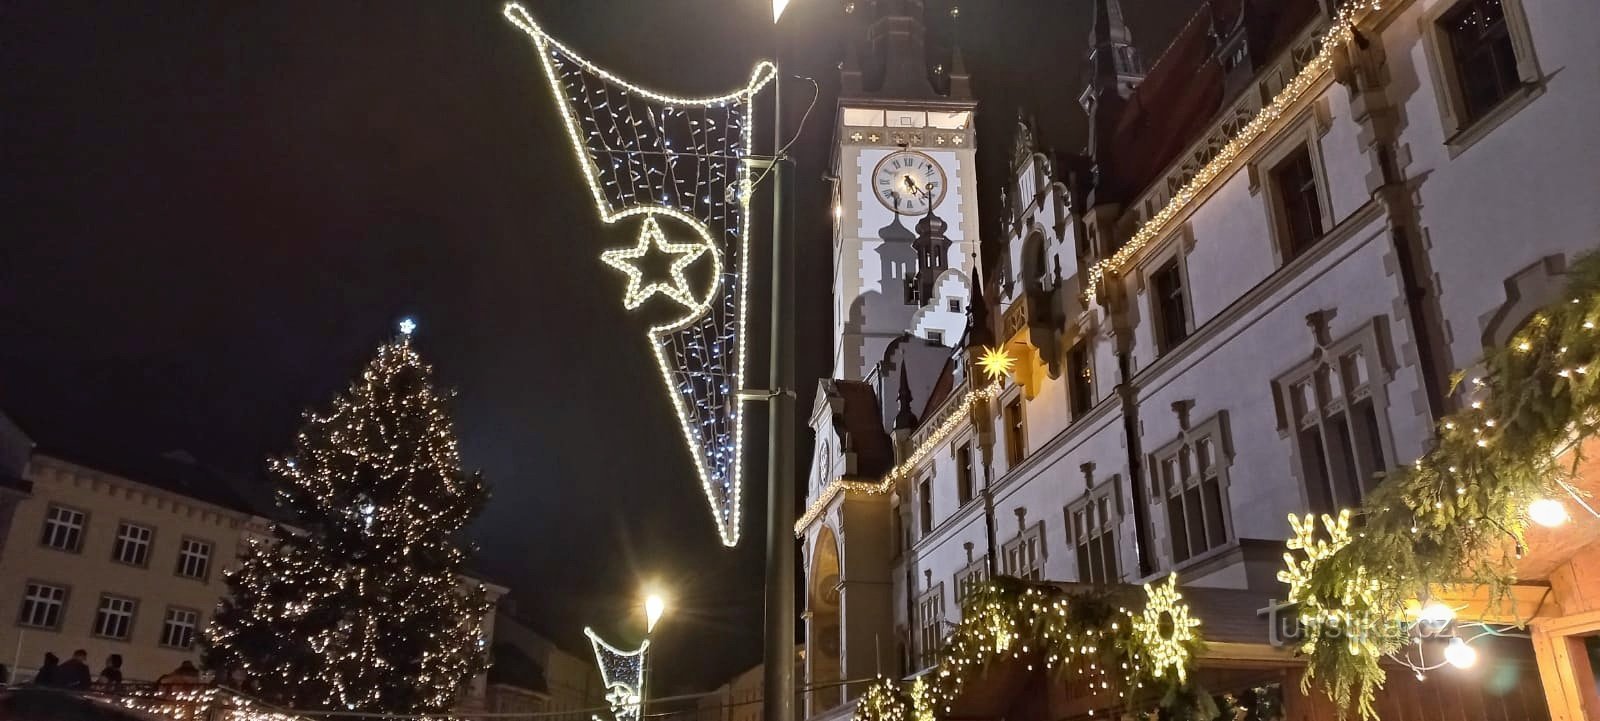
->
[203, 324, 490, 715]
[504, 4, 775, 546]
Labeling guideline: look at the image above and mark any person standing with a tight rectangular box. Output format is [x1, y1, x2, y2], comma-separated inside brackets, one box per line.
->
[32, 653, 60, 687]
[57, 649, 92, 690]
[98, 654, 123, 689]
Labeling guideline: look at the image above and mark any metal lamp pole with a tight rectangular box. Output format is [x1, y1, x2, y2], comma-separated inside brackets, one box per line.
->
[762, 6, 797, 721]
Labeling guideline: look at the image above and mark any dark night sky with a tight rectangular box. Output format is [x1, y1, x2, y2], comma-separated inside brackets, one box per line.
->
[0, 0, 1198, 694]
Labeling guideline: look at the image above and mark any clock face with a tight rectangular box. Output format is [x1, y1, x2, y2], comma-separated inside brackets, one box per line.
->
[872, 151, 947, 215]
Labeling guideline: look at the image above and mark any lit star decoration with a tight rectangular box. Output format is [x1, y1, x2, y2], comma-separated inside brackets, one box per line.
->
[1132, 574, 1202, 684]
[398, 317, 417, 336]
[600, 215, 714, 310]
[977, 346, 1016, 381]
[504, 5, 775, 546]
[585, 627, 648, 721]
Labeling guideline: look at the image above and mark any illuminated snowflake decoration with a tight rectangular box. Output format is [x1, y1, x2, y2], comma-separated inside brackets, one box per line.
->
[585, 627, 648, 721]
[1277, 509, 1392, 658]
[1132, 574, 1202, 683]
[505, 5, 775, 546]
[976, 346, 1015, 381]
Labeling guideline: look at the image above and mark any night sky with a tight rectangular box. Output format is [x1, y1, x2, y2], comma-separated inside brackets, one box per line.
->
[1, 0, 1198, 694]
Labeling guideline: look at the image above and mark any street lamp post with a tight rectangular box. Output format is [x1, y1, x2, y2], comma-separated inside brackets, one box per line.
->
[642, 592, 666, 721]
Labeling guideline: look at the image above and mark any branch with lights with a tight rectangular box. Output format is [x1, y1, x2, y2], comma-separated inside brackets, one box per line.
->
[504, 4, 775, 547]
[1278, 251, 1600, 719]
[1085, 0, 1380, 297]
[855, 575, 1212, 721]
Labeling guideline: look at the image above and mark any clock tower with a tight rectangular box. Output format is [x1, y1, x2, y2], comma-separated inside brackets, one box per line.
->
[829, 0, 979, 383]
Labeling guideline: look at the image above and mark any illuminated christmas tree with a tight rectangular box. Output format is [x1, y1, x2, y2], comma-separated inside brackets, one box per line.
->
[204, 321, 490, 714]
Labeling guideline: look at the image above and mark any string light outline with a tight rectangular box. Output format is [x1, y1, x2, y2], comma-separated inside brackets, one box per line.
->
[504, 4, 776, 546]
[585, 627, 649, 721]
[600, 213, 718, 311]
[1132, 574, 1203, 683]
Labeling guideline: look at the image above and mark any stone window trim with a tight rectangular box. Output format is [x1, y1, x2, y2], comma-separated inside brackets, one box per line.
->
[953, 556, 990, 610]
[176, 536, 214, 582]
[1247, 110, 1335, 268]
[1001, 519, 1047, 581]
[112, 520, 155, 568]
[914, 583, 947, 672]
[1147, 409, 1237, 568]
[1271, 315, 1399, 513]
[1000, 388, 1028, 469]
[18, 580, 70, 631]
[950, 436, 979, 509]
[92, 592, 139, 642]
[160, 606, 202, 650]
[1066, 478, 1124, 584]
[40, 503, 88, 554]
[1419, 0, 1545, 158]
[1134, 230, 1197, 357]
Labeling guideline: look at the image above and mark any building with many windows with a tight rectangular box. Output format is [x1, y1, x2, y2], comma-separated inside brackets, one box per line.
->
[798, 0, 1599, 718]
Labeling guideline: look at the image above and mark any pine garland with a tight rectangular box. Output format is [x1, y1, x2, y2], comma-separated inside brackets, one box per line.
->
[1282, 251, 1600, 719]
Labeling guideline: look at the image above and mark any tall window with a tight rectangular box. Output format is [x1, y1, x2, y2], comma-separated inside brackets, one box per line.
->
[1279, 337, 1393, 515]
[19, 582, 67, 629]
[1002, 523, 1045, 581]
[955, 443, 975, 507]
[1440, 0, 1520, 122]
[915, 586, 945, 670]
[1068, 490, 1119, 584]
[1003, 397, 1026, 466]
[1152, 415, 1233, 564]
[161, 607, 199, 649]
[113, 522, 153, 567]
[94, 594, 137, 640]
[41, 505, 85, 552]
[1272, 146, 1325, 259]
[176, 537, 213, 580]
[954, 558, 989, 609]
[1068, 340, 1093, 419]
[918, 479, 933, 536]
[1151, 259, 1189, 353]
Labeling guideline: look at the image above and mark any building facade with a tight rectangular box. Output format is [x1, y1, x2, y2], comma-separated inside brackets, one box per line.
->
[484, 608, 605, 721]
[798, 0, 1600, 717]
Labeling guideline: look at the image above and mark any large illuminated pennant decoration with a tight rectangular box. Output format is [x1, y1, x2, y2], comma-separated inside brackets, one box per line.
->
[585, 628, 648, 721]
[505, 5, 774, 546]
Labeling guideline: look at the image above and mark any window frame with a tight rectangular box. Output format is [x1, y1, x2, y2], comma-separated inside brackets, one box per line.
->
[953, 557, 990, 610]
[1421, 0, 1543, 156]
[917, 478, 934, 537]
[1066, 483, 1121, 584]
[1001, 393, 1027, 467]
[93, 593, 139, 641]
[1251, 114, 1334, 267]
[954, 440, 976, 507]
[1273, 319, 1398, 515]
[1148, 412, 1236, 567]
[1146, 255, 1194, 355]
[160, 606, 201, 650]
[176, 536, 214, 581]
[40, 504, 88, 553]
[1001, 521, 1046, 581]
[112, 520, 155, 568]
[1067, 338, 1095, 420]
[18, 581, 69, 631]
[914, 584, 946, 671]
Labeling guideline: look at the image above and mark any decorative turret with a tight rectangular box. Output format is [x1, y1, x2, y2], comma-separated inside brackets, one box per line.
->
[895, 362, 919, 431]
[910, 212, 951, 306]
[1080, 0, 1144, 162]
[964, 263, 995, 352]
[840, 0, 967, 100]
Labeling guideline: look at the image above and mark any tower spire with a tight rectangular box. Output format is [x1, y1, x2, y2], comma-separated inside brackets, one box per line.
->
[964, 264, 994, 350]
[895, 360, 918, 430]
[847, 0, 943, 98]
[1081, 0, 1145, 183]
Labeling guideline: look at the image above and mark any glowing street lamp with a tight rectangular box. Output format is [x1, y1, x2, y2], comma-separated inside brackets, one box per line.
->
[645, 593, 667, 634]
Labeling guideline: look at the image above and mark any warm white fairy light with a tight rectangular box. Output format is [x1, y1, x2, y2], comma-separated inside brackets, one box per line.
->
[795, 382, 1001, 535]
[586, 627, 649, 721]
[1132, 574, 1202, 683]
[600, 214, 716, 310]
[1085, 0, 1380, 297]
[505, 4, 776, 546]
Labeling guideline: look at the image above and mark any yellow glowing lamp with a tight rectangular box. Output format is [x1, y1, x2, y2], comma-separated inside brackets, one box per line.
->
[977, 346, 1015, 381]
[773, 0, 791, 22]
[645, 593, 666, 634]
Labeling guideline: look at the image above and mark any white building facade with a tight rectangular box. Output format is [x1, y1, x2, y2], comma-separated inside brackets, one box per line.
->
[797, 0, 1600, 717]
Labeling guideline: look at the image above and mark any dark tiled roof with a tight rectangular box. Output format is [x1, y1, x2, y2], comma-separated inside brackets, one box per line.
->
[832, 380, 894, 478]
[36, 445, 265, 517]
[919, 357, 957, 423]
[1100, 0, 1320, 202]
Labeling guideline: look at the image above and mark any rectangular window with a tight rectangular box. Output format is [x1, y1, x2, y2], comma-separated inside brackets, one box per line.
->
[955, 443, 975, 507]
[161, 607, 199, 649]
[1153, 417, 1233, 565]
[1440, 0, 1521, 122]
[918, 479, 933, 536]
[915, 587, 945, 670]
[113, 522, 153, 567]
[927, 329, 945, 345]
[1068, 340, 1093, 419]
[94, 594, 137, 640]
[1002, 524, 1045, 581]
[1069, 493, 1119, 584]
[1272, 146, 1325, 259]
[954, 559, 989, 609]
[1003, 398, 1026, 466]
[1286, 346, 1391, 515]
[19, 582, 67, 629]
[176, 537, 213, 580]
[1151, 260, 1189, 353]
[41, 505, 85, 552]
[948, 299, 962, 313]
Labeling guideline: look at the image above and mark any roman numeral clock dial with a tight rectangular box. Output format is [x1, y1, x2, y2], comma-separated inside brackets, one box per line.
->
[873, 151, 947, 215]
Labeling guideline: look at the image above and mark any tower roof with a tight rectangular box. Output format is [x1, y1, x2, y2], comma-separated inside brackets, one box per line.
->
[841, 0, 969, 101]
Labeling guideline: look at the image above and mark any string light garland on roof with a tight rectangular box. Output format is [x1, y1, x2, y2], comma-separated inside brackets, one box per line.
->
[1084, 0, 1380, 297]
[795, 382, 1001, 536]
[504, 4, 775, 546]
